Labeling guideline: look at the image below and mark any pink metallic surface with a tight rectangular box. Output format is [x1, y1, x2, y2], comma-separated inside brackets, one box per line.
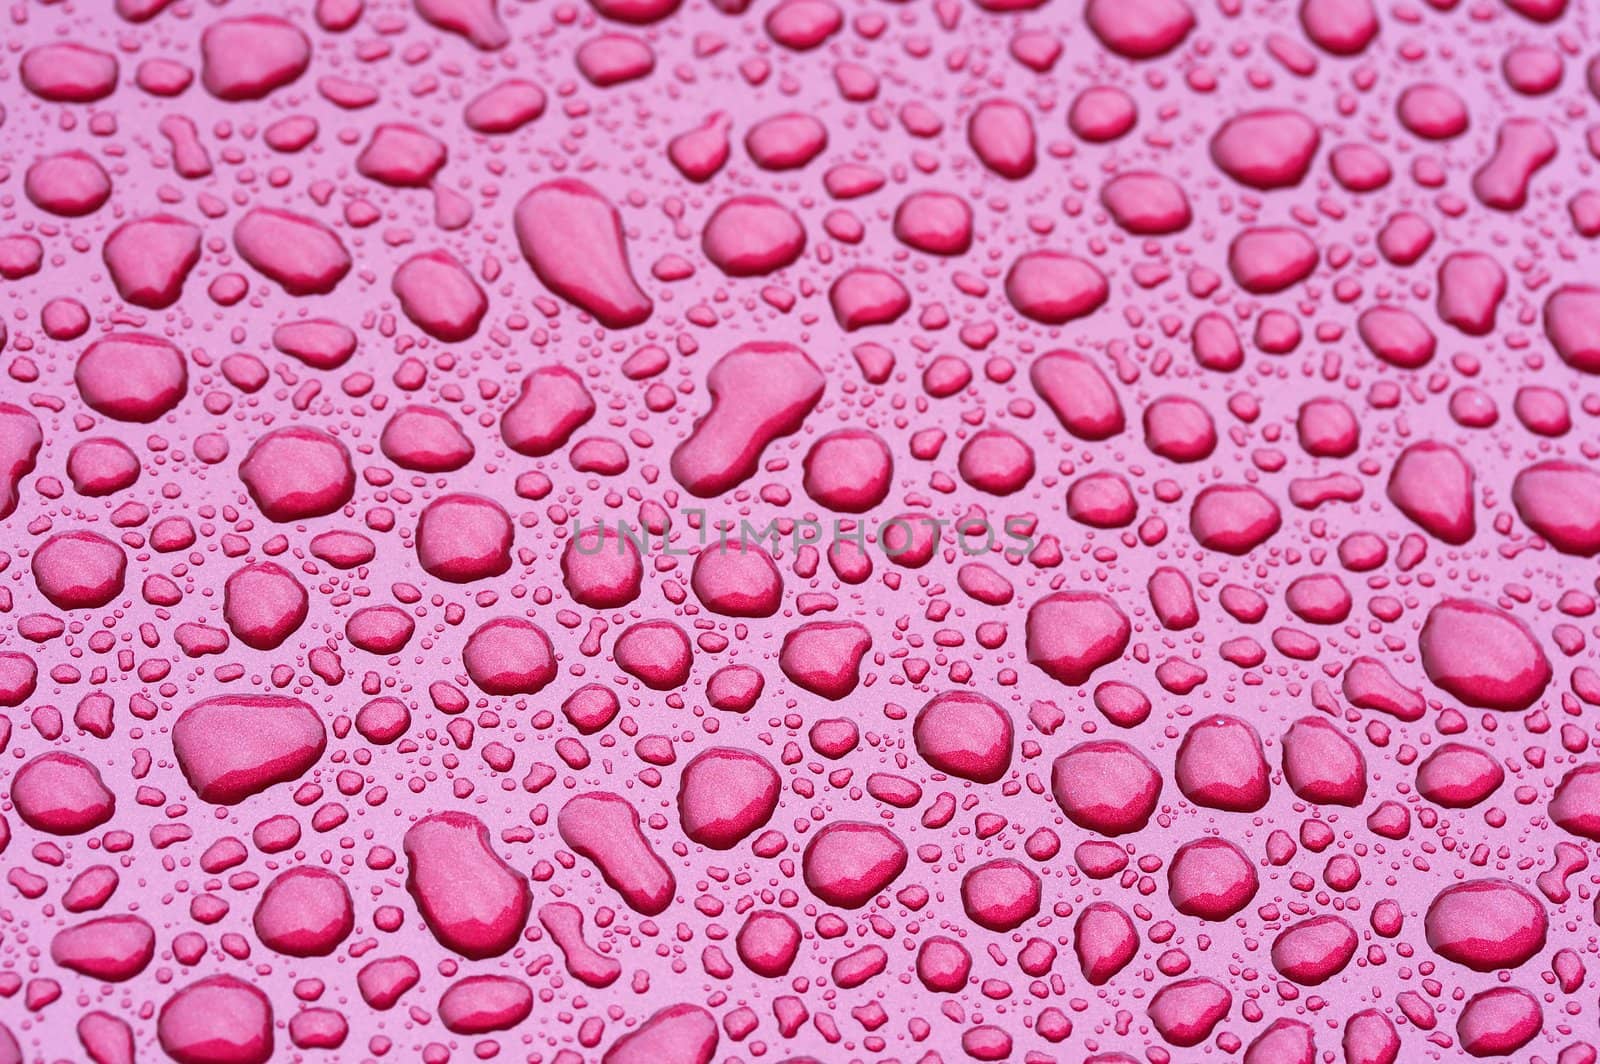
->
[1, 0, 1599, 1060]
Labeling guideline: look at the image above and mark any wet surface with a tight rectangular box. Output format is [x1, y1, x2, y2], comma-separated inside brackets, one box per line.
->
[2, 0, 1600, 1061]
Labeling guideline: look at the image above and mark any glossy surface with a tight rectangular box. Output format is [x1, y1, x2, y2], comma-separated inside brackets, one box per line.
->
[1, 0, 1600, 1060]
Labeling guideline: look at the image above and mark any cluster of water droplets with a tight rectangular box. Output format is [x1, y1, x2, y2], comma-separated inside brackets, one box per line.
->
[1, 0, 1600, 1060]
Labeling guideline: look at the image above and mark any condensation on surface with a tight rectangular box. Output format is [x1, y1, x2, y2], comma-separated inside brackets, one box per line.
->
[1, 0, 1600, 1061]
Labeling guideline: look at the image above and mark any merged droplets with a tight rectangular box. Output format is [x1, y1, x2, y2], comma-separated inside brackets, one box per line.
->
[912, 690, 1013, 783]
[392, 250, 487, 341]
[1425, 880, 1548, 971]
[32, 530, 126, 609]
[1084, 0, 1194, 58]
[1210, 110, 1321, 189]
[559, 792, 677, 915]
[1544, 284, 1600, 372]
[678, 747, 781, 848]
[515, 179, 652, 328]
[200, 16, 310, 100]
[11, 752, 117, 835]
[671, 341, 824, 497]
[1167, 838, 1258, 920]
[233, 208, 352, 295]
[802, 821, 907, 908]
[172, 695, 327, 804]
[158, 976, 274, 1064]
[26, 151, 111, 217]
[1005, 250, 1109, 324]
[404, 811, 531, 959]
[968, 99, 1036, 179]
[1051, 741, 1161, 835]
[1, 0, 1597, 1058]
[75, 333, 187, 423]
[238, 427, 355, 522]
[1419, 598, 1552, 711]
[20, 44, 119, 103]
[702, 196, 806, 276]
[1473, 117, 1557, 211]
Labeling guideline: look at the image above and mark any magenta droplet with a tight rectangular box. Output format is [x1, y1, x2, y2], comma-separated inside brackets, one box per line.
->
[1419, 598, 1551, 711]
[158, 976, 274, 1064]
[404, 811, 531, 958]
[172, 695, 327, 804]
[201, 16, 310, 100]
[515, 179, 652, 328]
